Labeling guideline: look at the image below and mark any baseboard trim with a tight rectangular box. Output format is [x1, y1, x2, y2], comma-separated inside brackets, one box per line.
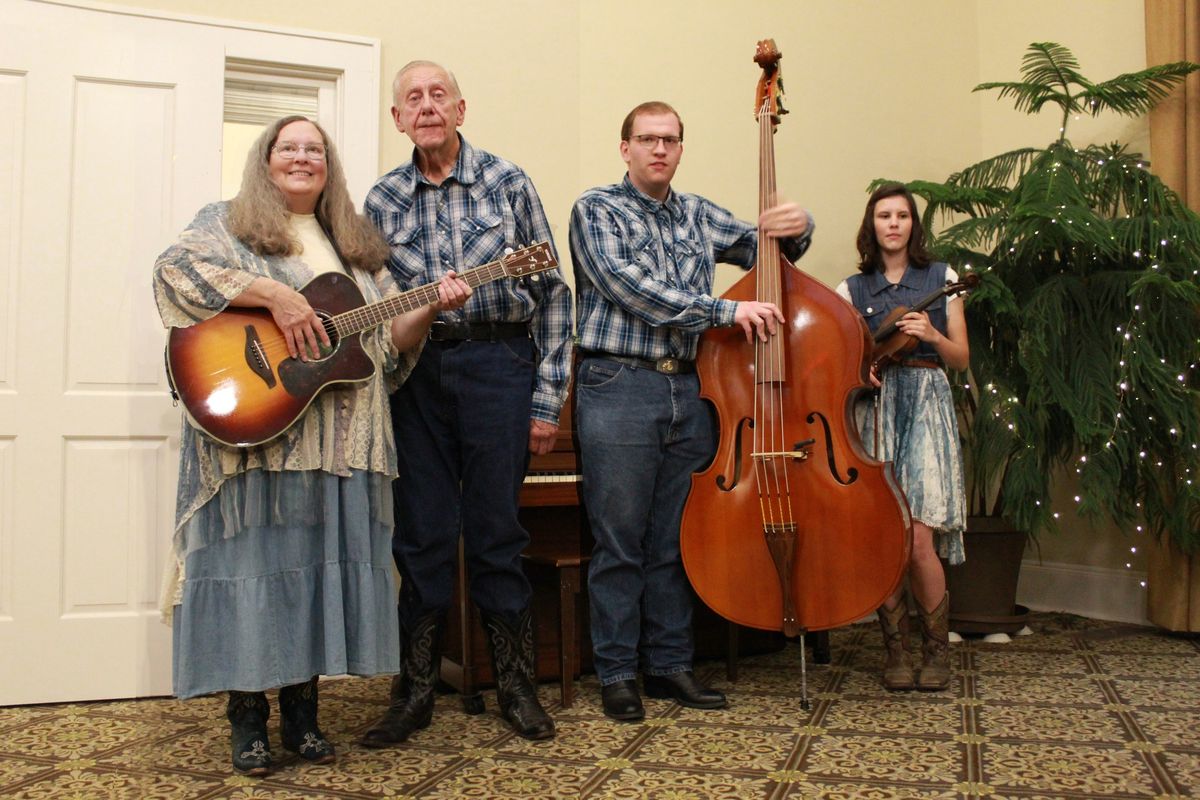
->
[1017, 560, 1149, 625]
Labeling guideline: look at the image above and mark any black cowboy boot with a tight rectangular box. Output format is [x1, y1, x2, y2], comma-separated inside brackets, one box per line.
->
[361, 611, 445, 747]
[227, 690, 272, 776]
[279, 676, 336, 764]
[481, 608, 555, 740]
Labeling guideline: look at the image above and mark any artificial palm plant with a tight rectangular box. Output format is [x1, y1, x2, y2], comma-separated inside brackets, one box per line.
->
[880, 42, 1200, 551]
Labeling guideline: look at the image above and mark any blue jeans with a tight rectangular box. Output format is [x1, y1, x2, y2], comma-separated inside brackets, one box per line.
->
[576, 357, 716, 685]
[389, 338, 535, 628]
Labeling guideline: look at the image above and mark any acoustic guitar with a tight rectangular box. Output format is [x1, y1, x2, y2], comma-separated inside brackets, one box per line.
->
[166, 242, 557, 447]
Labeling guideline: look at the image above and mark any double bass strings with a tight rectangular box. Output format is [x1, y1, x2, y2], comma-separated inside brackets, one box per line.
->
[753, 94, 795, 534]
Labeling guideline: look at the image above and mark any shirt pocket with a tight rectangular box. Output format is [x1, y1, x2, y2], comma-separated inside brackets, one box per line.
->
[860, 304, 892, 335]
[671, 240, 704, 288]
[386, 225, 426, 284]
[617, 219, 655, 274]
[460, 212, 506, 267]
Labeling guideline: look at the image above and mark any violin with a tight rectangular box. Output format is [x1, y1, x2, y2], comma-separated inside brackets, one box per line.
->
[870, 272, 980, 372]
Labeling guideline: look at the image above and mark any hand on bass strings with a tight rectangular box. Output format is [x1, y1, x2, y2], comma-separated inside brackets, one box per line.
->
[758, 201, 810, 238]
[734, 300, 785, 343]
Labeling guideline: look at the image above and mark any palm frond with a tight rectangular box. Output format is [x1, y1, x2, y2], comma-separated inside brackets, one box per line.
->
[944, 149, 1043, 191]
[974, 80, 1073, 115]
[974, 42, 1086, 116]
[1078, 62, 1200, 117]
[1019, 42, 1083, 87]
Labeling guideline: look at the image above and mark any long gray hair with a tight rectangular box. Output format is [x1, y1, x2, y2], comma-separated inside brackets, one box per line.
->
[228, 115, 389, 272]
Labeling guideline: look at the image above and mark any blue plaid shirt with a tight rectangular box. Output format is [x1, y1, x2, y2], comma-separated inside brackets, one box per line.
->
[569, 174, 813, 361]
[364, 136, 573, 424]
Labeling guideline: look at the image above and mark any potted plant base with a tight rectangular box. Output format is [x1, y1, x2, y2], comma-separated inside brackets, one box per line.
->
[941, 516, 1029, 637]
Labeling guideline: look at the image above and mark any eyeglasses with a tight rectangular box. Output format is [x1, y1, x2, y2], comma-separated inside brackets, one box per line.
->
[628, 134, 683, 150]
[272, 142, 327, 161]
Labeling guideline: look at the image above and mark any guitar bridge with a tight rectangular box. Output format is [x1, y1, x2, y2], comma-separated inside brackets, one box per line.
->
[243, 325, 276, 389]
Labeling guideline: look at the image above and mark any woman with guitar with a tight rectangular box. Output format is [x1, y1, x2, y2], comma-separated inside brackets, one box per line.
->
[153, 115, 470, 776]
[835, 182, 970, 692]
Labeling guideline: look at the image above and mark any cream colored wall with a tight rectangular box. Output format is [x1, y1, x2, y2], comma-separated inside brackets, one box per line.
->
[976, 2, 1150, 164]
[576, 0, 981, 294]
[131, 0, 1147, 578]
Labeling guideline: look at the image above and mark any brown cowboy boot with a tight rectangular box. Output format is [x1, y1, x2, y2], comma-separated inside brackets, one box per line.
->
[877, 598, 915, 690]
[915, 592, 952, 691]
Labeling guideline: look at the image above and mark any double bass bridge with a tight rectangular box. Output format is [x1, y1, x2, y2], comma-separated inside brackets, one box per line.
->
[751, 437, 815, 465]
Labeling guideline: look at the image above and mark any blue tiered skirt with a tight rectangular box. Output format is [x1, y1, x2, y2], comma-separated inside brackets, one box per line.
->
[856, 365, 967, 565]
[171, 469, 399, 698]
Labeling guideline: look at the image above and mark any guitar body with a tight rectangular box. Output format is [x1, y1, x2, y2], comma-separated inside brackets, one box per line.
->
[166, 272, 375, 447]
[163, 240, 560, 448]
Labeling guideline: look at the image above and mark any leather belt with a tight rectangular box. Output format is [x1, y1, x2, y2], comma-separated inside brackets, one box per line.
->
[429, 321, 530, 342]
[899, 358, 943, 370]
[583, 351, 695, 375]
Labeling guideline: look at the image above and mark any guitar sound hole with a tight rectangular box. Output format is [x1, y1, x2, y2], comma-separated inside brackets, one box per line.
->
[312, 312, 339, 360]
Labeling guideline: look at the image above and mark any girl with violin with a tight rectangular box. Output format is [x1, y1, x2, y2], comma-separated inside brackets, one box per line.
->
[835, 182, 969, 691]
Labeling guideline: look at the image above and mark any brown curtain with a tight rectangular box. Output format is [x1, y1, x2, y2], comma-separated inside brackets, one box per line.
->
[1145, 0, 1200, 632]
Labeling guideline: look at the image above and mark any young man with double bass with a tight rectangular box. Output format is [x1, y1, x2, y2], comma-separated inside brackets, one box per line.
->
[568, 100, 814, 721]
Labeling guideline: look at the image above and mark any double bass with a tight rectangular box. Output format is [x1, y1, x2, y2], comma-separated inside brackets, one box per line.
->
[680, 41, 912, 670]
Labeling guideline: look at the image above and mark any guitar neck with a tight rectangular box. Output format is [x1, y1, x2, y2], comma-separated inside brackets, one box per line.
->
[331, 260, 510, 336]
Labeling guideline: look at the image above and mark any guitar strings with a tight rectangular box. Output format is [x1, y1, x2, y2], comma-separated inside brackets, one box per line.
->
[212, 248, 551, 368]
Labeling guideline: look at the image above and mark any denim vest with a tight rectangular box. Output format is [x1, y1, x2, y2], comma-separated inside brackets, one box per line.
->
[846, 263, 950, 361]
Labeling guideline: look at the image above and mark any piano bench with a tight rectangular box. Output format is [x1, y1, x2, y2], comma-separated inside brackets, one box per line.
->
[520, 547, 590, 708]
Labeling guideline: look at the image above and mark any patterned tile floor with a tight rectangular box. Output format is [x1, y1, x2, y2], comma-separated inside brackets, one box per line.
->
[1, 613, 1197, 799]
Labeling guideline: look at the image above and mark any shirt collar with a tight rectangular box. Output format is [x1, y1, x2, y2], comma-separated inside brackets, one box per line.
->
[409, 133, 475, 189]
[621, 173, 685, 222]
[864, 264, 919, 296]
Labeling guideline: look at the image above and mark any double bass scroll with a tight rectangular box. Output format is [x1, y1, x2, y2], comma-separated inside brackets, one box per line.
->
[679, 39, 912, 638]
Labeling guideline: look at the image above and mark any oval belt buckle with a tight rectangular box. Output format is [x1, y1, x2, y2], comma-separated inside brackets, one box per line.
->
[656, 357, 678, 374]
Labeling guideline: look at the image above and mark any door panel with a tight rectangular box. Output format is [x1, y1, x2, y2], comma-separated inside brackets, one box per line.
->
[0, 0, 379, 705]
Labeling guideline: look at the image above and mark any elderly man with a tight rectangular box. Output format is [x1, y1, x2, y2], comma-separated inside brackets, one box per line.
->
[362, 60, 571, 744]
[568, 100, 814, 721]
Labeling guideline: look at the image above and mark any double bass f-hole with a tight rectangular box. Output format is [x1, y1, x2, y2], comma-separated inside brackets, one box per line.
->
[716, 416, 753, 491]
[715, 420, 814, 492]
[805, 411, 858, 485]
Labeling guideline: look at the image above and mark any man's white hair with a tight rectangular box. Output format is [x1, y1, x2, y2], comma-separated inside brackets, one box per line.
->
[392, 60, 462, 104]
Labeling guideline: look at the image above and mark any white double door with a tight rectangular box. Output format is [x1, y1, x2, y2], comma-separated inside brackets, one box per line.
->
[0, 0, 378, 705]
